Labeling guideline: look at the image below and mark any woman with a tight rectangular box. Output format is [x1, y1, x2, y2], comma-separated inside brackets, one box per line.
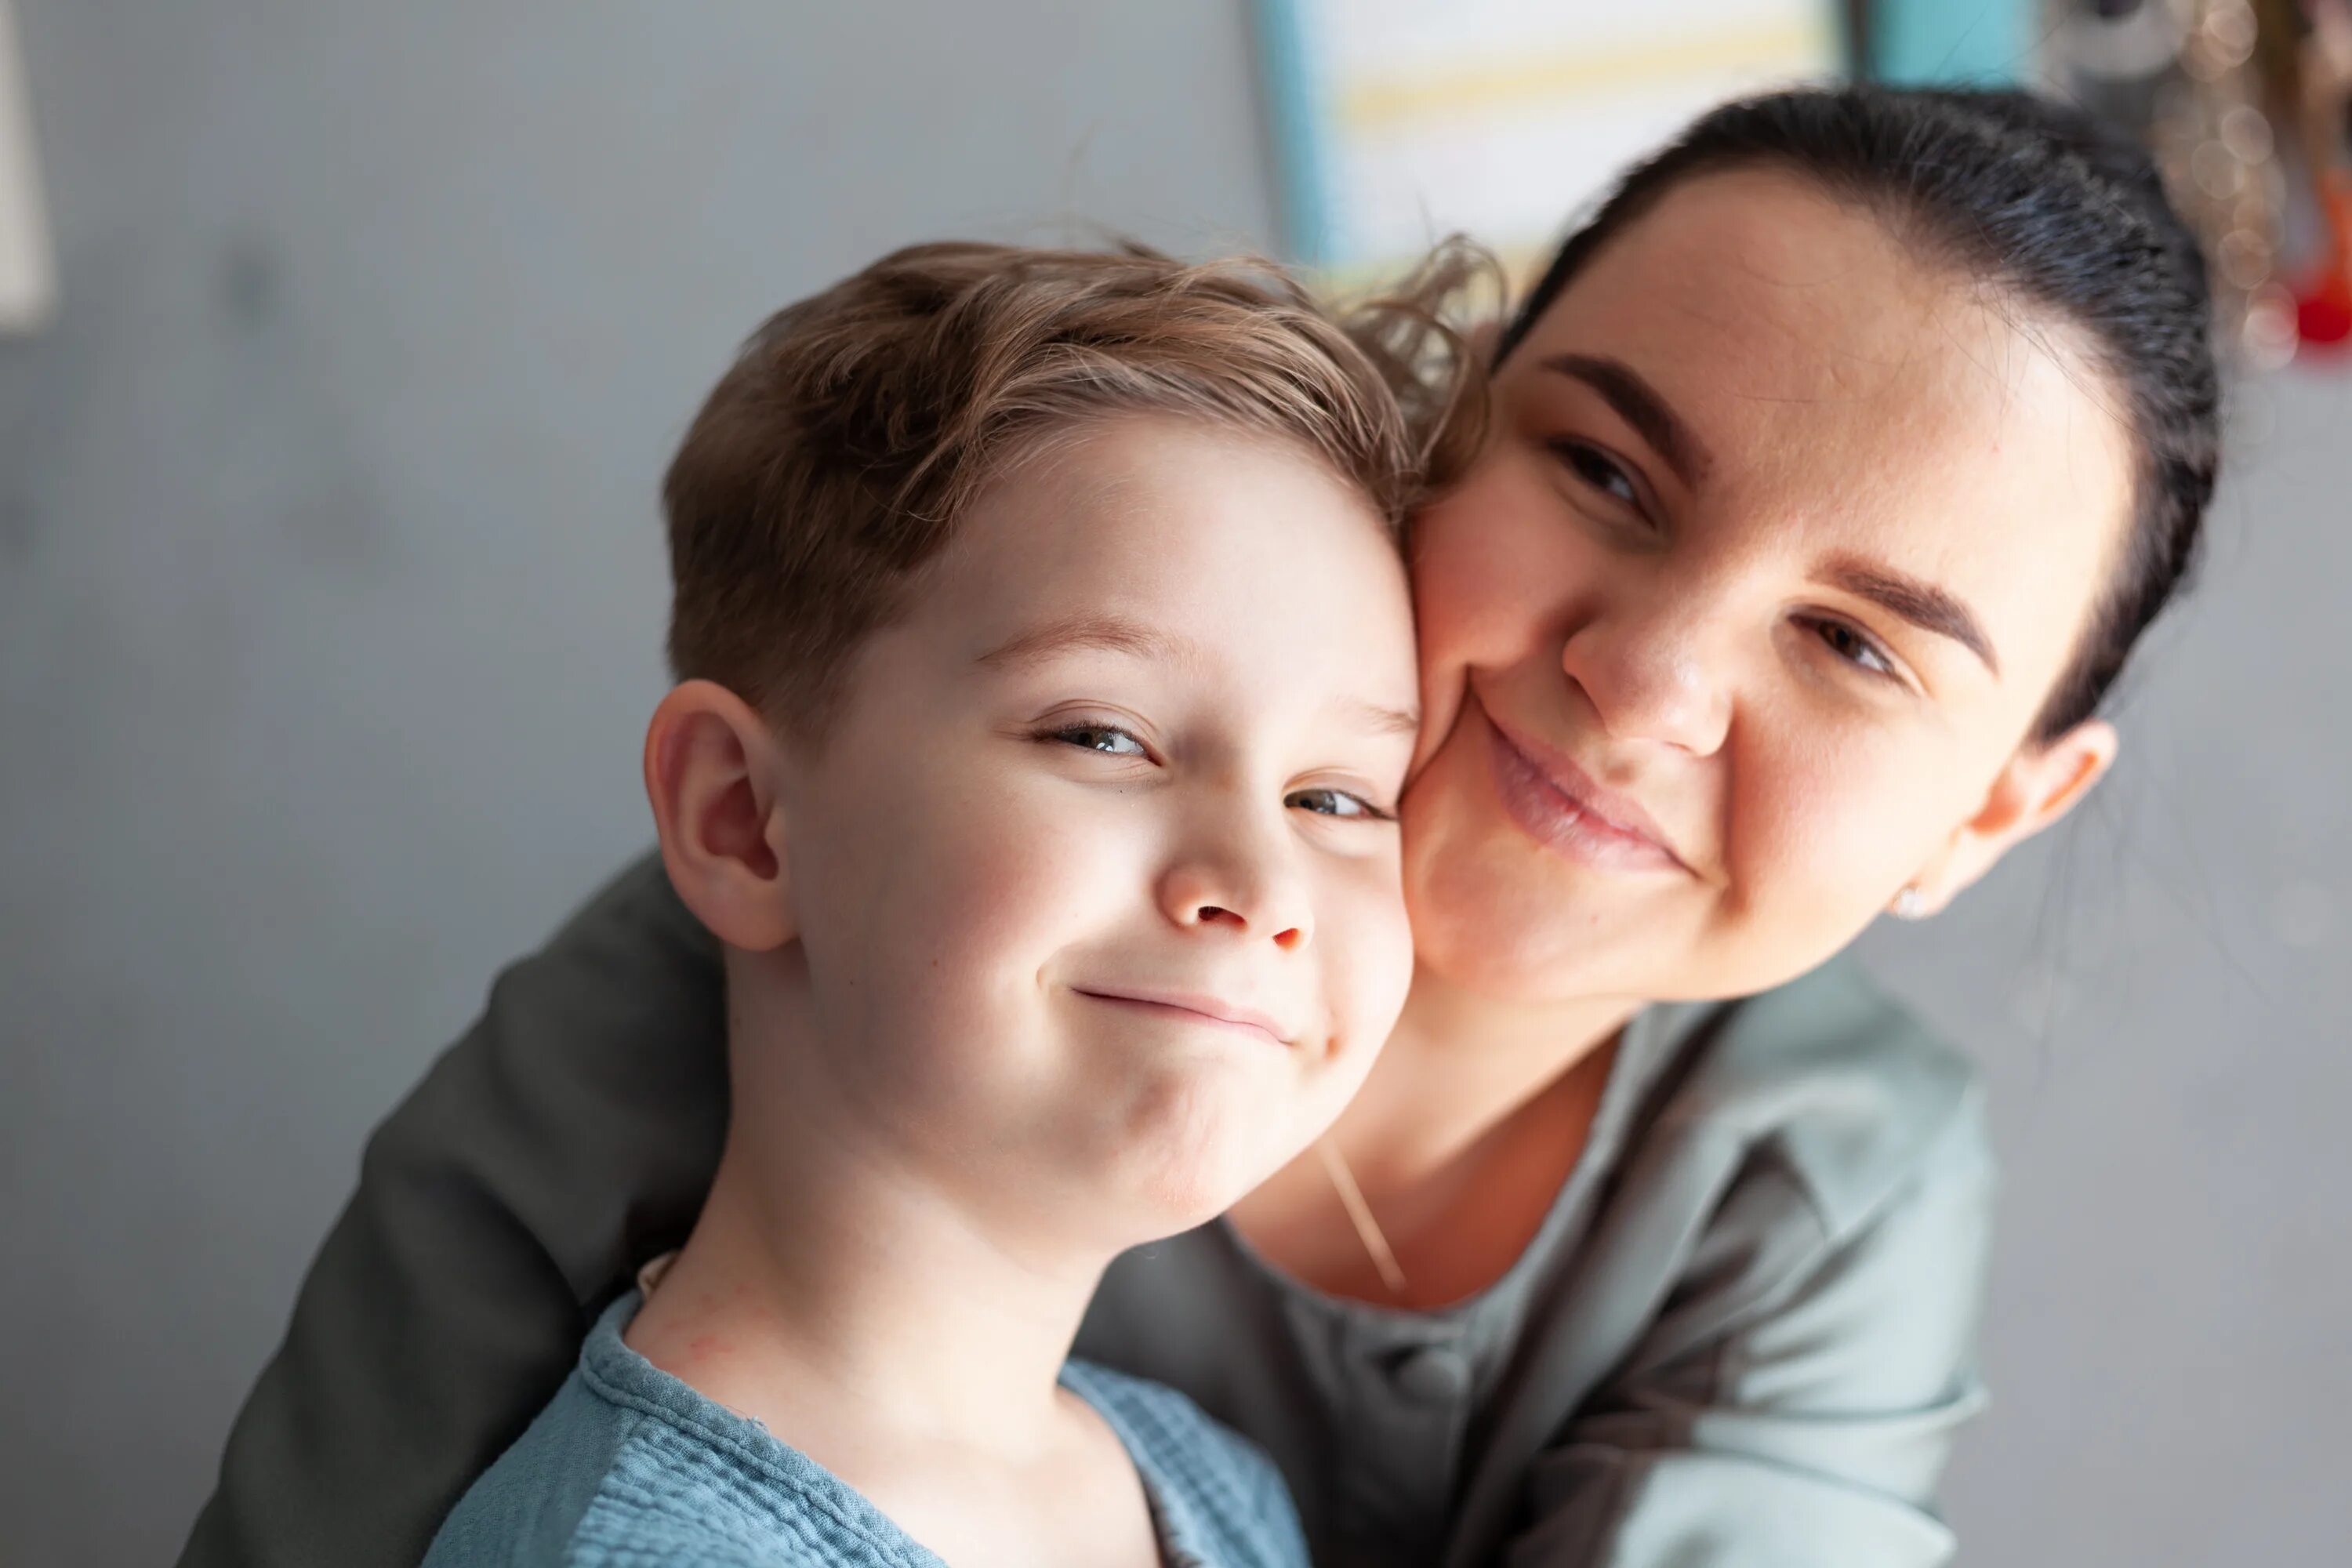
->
[182, 85, 2220, 1568]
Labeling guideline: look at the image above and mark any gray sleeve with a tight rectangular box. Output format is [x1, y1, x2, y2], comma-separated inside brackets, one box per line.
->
[1504, 1089, 1997, 1568]
[176, 855, 728, 1568]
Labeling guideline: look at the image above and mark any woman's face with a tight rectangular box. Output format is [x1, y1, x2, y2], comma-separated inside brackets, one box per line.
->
[1404, 169, 2137, 1005]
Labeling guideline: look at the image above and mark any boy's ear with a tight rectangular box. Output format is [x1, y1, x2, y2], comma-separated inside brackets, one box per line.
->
[643, 680, 797, 952]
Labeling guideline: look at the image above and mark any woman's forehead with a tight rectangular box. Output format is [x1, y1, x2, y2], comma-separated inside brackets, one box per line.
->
[1528, 172, 2071, 409]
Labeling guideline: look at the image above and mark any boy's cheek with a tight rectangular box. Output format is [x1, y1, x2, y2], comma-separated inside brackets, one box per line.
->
[872, 802, 1154, 979]
[1317, 864, 1415, 1064]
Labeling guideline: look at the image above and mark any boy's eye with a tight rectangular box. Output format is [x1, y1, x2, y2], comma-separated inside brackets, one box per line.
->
[1287, 787, 1391, 822]
[1048, 724, 1149, 757]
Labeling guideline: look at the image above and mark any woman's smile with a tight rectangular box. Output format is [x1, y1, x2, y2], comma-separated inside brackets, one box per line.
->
[1477, 700, 1690, 876]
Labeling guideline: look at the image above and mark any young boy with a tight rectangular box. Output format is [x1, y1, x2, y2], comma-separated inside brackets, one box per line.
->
[421, 241, 1470, 1567]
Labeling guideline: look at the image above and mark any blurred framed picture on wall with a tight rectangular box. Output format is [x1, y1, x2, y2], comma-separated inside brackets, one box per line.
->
[1254, 0, 1842, 280]
[0, 0, 56, 331]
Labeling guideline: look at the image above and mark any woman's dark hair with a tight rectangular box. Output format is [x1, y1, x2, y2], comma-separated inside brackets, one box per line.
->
[1497, 85, 2221, 743]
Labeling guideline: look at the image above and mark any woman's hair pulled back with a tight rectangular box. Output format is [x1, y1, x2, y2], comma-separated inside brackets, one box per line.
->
[1499, 85, 2222, 742]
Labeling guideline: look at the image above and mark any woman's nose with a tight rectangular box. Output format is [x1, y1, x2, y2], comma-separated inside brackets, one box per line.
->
[1156, 810, 1313, 953]
[1559, 593, 1734, 756]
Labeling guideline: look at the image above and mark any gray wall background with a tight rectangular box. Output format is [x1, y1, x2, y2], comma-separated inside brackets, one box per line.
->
[0, 4, 2341, 1565]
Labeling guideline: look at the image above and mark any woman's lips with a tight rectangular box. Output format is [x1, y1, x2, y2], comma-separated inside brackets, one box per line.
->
[1481, 708, 1689, 875]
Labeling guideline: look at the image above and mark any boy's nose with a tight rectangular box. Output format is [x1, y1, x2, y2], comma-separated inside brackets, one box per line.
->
[1157, 824, 1312, 952]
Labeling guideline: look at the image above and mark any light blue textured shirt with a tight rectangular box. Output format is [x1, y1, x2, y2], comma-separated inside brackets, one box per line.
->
[423, 1294, 1308, 1568]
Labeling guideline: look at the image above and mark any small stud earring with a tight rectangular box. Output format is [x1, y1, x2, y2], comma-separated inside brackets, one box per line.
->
[1891, 886, 1929, 920]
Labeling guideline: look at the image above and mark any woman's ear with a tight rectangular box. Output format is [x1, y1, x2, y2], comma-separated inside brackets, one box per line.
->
[642, 679, 798, 953]
[1903, 718, 2118, 917]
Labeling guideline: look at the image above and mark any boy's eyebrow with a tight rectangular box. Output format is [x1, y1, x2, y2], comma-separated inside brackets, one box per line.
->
[976, 613, 1203, 672]
[1345, 698, 1423, 737]
[979, 615, 1421, 734]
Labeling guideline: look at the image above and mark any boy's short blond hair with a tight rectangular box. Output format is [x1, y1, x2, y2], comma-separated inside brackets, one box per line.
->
[661, 240, 1486, 738]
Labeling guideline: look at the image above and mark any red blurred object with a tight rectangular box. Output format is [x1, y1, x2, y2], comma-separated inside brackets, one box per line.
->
[2297, 174, 2352, 350]
[2304, 283, 2352, 345]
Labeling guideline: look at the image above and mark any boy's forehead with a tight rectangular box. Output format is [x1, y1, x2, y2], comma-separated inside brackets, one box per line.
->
[927, 420, 1373, 588]
[894, 419, 1417, 702]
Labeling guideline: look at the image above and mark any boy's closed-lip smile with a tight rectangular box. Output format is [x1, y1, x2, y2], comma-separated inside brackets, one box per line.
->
[1073, 985, 1298, 1047]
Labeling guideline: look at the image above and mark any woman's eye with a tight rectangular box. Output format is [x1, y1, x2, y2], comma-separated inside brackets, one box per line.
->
[1548, 438, 1641, 509]
[1050, 724, 1149, 757]
[1287, 787, 1391, 822]
[1813, 619, 1896, 677]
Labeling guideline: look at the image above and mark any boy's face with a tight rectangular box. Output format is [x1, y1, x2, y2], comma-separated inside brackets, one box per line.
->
[768, 416, 1418, 1248]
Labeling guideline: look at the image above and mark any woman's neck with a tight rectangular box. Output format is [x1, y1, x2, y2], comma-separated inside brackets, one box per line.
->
[1225, 966, 1640, 1309]
[1330, 965, 1639, 1191]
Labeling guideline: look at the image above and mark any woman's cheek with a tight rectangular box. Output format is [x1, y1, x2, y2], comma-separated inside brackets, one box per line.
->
[1409, 460, 1567, 743]
[1405, 514, 1487, 768]
[1731, 735, 1937, 939]
[1414, 462, 1562, 639]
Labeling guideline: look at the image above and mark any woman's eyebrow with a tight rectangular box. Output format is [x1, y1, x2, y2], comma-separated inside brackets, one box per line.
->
[1538, 353, 1714, 486]
[1819, 554, 2001, 673]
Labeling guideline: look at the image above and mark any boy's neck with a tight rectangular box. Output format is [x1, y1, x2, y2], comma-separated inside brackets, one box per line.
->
[624, 957, 1114, 1461]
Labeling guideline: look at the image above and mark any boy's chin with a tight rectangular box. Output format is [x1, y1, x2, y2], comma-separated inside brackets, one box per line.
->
[1083, 1101, 1300, 1245]
[1000, 1054, 1331, 1250]
[1118, 1169, 1259, 1243]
